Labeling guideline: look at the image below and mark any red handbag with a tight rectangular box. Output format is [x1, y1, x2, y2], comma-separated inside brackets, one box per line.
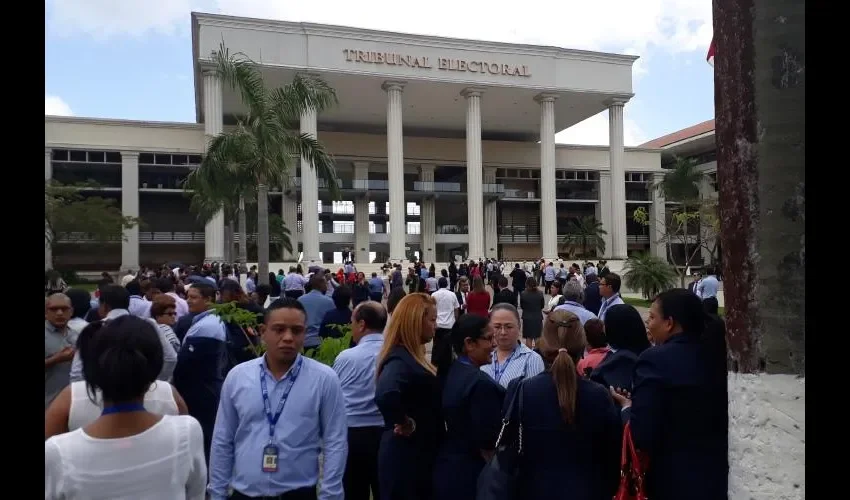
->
[614, 422, 650, 500]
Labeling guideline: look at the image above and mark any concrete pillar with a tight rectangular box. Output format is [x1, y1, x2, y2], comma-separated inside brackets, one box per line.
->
[121, 152, 140, 272]
[383, 81, 407, 263]
[300, 108, 321, 264]
[484, 167, 498, 259]
[608, 98, 629, 259]
[281, 190, 299, 261]
[202, 69, 226, 263]
[596, 171, 613, 258]
[45, 148, 53, 271]
[420, 164, 436, 263]
[353, 161, 371, 264]
[535, 93, 558, 260]
[650, 172, 667, 260]
[462, 88, 485, 261]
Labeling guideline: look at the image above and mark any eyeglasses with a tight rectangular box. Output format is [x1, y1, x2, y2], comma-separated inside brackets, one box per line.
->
[492, 324, 518, 332]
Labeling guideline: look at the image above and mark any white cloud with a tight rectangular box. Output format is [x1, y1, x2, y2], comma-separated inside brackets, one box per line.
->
[45, 95, 73, 116]
[47, 0, 713, 58]
[555, 109, 646, 147]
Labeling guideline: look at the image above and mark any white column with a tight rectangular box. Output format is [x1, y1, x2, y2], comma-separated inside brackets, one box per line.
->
[281, 191, 299, 261]
[353, 161, 371, 264]
[203, 69, 226, 263]
[121, 152, 140, 272]
[383, 81, 407, 263]
[300, 108, 321, 264]
[45, 148, 53, 271]
[608, 98, 629, 259]
[462, 88, 485, 261]
[536, 93, 559, 260]
[596, 171, 613, 258]
[420, 164, 436, 263]
[650, 172, 667, 260]
[484, 167, 498, 259]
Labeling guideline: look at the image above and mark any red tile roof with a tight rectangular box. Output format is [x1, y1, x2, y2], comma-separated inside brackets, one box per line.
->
[640, 119, 715, 149]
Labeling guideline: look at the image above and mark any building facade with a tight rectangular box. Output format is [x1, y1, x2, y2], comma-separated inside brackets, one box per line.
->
[641, 119, 718, 268]
[45, 13, 666, 270]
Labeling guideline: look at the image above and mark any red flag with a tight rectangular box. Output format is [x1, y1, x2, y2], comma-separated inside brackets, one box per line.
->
[706, 37, 715, 67]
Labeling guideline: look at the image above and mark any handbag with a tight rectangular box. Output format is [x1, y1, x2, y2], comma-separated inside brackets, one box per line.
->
[476, 380, 525, 500]
[614, 422, 650, 500]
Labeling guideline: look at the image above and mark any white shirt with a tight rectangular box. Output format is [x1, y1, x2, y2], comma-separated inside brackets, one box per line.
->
[67, 380, 179, 432]
[45, 415, 207, 500]
[432, 288, 460, 329]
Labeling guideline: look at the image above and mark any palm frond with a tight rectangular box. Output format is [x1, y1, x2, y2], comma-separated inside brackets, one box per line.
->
[269, 74, 339, 125]
[282, 133, 340, 200]
[210, 42, 267, 119]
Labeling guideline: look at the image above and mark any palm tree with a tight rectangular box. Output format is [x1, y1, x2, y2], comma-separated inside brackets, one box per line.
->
[562, 216, 607, 258]
[652, 156, 706, 285]
[189, 43, 340, 285]
[622, 252, 677, 300]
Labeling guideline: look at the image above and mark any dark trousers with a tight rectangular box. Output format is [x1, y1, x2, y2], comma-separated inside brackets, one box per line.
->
[431, 328, 454, 382]
[284, 290, 304, 300]
[229, 485, 316, 500]
[343, 426, 382, 500]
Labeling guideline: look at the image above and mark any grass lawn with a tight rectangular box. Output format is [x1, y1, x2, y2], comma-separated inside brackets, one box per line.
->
[69, 283, 98, 293]
[622, 296, 725, 316]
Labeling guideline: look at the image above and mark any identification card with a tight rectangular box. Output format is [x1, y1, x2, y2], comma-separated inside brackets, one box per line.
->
[262, 445, 279, 473]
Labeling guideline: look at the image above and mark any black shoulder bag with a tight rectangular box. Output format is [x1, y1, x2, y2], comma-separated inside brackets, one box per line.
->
[476, 380, 525, 500]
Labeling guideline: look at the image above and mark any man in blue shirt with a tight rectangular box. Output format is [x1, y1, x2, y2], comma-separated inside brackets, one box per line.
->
[332, 301, 387, 500]
[367, 272, 386, 303]
[696, 268, 720, 299]
[297, 274, 336, 354]
[209, 298, 348, 500]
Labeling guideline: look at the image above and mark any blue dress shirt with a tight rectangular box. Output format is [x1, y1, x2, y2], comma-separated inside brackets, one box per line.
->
[332, 333, 385, 428]
[209, 354, 348, 500]
[298, 291, 336, 348]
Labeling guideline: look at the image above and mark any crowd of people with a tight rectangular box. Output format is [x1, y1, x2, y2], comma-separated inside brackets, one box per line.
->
[44, 258, 728, 500]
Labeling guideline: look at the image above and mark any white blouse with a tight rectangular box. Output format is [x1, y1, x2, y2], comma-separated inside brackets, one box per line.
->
[45, 415, 207, 500]
[67, 380, 179, 432]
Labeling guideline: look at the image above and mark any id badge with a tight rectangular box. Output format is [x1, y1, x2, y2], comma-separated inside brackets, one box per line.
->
[262, 445, 279, 473]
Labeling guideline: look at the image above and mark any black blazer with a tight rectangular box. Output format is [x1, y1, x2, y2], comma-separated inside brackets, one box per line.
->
[492, 289, 517, 308]
[433, 361, 505, 500]
[504, 373, 621, 500]
[583, 282, 602, 315]
[375, 346, 444, 500]
[622, 333, 728, 500]
[590, 349, 640, 391]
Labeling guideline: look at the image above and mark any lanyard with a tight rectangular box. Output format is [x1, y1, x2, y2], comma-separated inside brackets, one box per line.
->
[260, 356, 303, 442]
[102, 402, 146, 416]
[492, 348, 518, 383]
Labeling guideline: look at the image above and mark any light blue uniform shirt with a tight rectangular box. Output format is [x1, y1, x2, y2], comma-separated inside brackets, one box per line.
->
[480, 343, 545, 388]
[298, 290, 336, 348]
[209, 355, 348, 500]
[332, 333, 385, 428]
[697, 275, 719, 299]
[598, 293, 625, 322]
[553, 301, 598, 326]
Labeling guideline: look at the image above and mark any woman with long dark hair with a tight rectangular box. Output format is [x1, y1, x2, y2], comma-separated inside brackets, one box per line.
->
[589, 304, 651, 392]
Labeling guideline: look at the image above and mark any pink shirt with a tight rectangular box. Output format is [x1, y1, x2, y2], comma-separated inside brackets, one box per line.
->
[577, 347, 611, 376]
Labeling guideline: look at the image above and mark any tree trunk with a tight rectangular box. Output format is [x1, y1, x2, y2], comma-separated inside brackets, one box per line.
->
[714, 0, 805, 374]
[225, 220, 234, 263]
[257, 183, 270, 285]
[238, 197, 248, 273]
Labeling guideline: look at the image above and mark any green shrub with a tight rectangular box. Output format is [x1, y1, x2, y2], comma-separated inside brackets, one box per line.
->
[623, 253, 677, 300]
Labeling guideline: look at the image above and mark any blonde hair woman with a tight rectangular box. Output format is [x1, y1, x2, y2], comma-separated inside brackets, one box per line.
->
[375, 293, 442, 500]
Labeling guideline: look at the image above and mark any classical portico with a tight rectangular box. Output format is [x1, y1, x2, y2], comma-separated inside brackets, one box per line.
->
[190, 13, 641, 264]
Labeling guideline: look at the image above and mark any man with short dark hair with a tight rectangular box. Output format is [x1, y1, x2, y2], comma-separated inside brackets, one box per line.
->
[333, 301, 386, 500]
[210, 297, 347, 500]
[597, 272, 625, 322]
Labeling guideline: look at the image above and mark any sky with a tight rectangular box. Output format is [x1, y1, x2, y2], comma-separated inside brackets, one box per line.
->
[45, 0, 715, 146]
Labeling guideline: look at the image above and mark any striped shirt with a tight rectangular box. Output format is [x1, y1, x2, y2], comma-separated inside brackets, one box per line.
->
[480, 343, 545, 388]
